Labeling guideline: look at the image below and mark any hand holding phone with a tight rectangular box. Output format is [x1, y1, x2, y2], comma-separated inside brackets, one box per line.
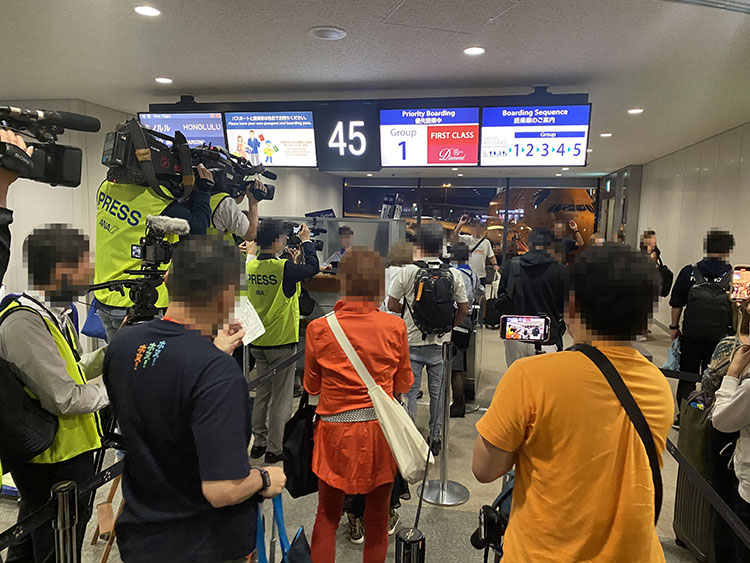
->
[500, 315, 551, 343]
[732, 266, 750, 302]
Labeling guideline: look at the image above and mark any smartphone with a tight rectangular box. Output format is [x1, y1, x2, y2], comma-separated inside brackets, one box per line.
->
[732, 266, 750, 301]
[500, 315, 551, 342]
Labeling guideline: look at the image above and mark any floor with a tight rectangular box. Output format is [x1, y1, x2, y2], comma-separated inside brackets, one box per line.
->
[0, 327, 698, 563]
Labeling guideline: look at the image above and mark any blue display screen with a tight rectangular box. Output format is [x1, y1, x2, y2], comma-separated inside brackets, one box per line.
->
[138, 113, 226, 149]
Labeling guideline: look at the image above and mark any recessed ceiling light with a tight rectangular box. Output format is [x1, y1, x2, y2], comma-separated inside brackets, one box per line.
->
[555, 173, 562, 177]
[134, 5, 161, 16]
[600, 132, 613, 137]
[366, 173, 372, 177]
[155, 77, 173, 84]
[562, 167, 570, 171]
[463, 46, 486, 56]
[587, 148, 593, 153]
[451, 168, 458, 171]
[308, 26, 348, 40]
[457, 173, 464, 177]
[628, 108, 644, 115]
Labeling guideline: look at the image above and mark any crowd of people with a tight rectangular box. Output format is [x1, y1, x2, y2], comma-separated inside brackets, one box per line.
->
[2, 122, 750, 563]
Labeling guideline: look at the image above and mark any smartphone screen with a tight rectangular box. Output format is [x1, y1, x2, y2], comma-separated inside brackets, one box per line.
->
[732, 266, 750, 301]
[500, 315, 550, 342]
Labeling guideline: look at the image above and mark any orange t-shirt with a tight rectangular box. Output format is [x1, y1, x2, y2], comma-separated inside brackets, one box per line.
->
[476, 345, 674, 563]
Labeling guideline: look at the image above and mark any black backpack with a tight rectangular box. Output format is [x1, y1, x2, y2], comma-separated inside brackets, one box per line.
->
[682, 265, 733, 342]
[409, 261, 455, 338]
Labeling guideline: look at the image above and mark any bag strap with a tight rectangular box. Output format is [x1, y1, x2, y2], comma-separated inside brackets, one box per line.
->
[326, 313, 378, 391]
[471, 237, 486, 254]
[569, 343, 662, 525]
[272, 495, 291, 555]
[692, 264, 705, 285]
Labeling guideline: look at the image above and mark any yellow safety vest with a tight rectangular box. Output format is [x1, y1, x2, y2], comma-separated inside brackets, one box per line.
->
[1, 300, 101, 464]
[206, 192, 236, 243]
[246, 258, 300, 347]
[94, 181, 178, 308]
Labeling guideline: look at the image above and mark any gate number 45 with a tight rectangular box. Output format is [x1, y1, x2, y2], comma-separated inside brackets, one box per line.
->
[328, 121, 366, 156]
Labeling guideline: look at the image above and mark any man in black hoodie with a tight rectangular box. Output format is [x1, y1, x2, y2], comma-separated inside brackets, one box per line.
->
[499, 228, 568, 367]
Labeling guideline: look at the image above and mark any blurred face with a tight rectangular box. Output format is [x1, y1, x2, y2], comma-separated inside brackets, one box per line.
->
[642, 235, 656, 252]
[339, 232, 353, 249]
[553, 222, 566, 238]
[272, 233, 288, 254]
[47, 251, 93, 304]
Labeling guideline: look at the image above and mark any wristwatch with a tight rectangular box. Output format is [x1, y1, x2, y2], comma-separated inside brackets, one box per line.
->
[669, 324, 680, 330]
[256, 467, 271, 491]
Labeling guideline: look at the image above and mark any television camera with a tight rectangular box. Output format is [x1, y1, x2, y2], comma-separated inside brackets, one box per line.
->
[101, 118, 276, 201]
[88, 215, 188, 324]
[284, 220, 326, 252]
[0, 105, 101, 187]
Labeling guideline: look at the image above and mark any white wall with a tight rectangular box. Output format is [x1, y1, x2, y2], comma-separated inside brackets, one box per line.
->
[638, 122, 750, 327]
[2, 99, 132, 295]
[259, 168, 342, 218]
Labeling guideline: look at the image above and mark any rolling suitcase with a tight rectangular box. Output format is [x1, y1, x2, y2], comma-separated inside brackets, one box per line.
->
[484, 280, 501, 329]
[673, 466, 714, 562]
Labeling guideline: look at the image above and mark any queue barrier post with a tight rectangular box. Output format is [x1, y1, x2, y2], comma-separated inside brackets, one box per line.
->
[52, 480, 79, 563]
[418, 342, 470, 507]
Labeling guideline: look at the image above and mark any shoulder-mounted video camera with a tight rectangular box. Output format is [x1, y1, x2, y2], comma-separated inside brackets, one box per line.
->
[0, 106, 101, 187]
[102, 118, 276, 201]
[284, 221, 326, 252]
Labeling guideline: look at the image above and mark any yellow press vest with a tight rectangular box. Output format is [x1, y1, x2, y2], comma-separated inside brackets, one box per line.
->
[94, 181, 178, 308]
[206, 192, 236, 243]
[1, 300, 101, 464]
[246, 258, 300, 347]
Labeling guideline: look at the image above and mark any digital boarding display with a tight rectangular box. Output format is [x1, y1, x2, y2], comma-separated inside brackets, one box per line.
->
[480, 105, 591, 167]
[138, 113, 226, 148]
[379, 108, 479, 167]
[314, 102, 381, 172]
[225, 111, 317, 167]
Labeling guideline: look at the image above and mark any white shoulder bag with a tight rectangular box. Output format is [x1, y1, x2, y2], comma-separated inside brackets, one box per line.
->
[326, 313, 433, 484]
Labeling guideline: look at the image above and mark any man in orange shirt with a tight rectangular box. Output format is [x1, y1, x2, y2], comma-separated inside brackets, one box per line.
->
[472, 243, 674, 563]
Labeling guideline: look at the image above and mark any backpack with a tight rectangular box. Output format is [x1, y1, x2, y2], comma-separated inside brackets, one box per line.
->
[0, 298, 59, 473]
[409, 261, 455, 338]
[682, 265, 733, 342]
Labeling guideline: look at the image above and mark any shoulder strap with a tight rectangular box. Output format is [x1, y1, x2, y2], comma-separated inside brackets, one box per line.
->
[692, 264, 705, 285]
[569, 343, 662, 524]
[326, 313, 377, 391]
[471, 237, 487, 254]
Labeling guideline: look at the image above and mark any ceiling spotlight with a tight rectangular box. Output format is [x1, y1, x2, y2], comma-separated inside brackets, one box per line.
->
[600, 132, 613, 137]
[451, 167, 458, 171]
[463, 46, 486, 56]
[308, 26, 348, 40]
[366, 173, 372, 177]
[555, 173, 562, 177]
[457, 173, 464, 177]
[155, 77, 173, 84]
[134, 5, 161, 16]
[587, 148, 593, 153]
[628, 108, 644, 115]
[562, 167, 569, 171]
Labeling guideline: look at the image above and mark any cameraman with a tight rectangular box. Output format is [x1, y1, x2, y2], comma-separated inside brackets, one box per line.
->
[0, 225, 108, 563]
[247, 220, 319, 463]
[0, 129, 34, 285]
[205, 179, 264, 243]
[104, 236, 286, 563]
[472, 244, 673, 562]
[93, 165, 213, 341]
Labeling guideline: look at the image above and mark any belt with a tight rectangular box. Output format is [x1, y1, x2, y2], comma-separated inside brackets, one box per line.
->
[320, 407, 377, 423]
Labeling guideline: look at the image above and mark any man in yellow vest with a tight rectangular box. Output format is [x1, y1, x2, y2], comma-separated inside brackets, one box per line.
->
[0, 225, 109, 563]
[247, 219, 319, 463]
[205, 179, 265, 244]
[93, 165, 213, 342]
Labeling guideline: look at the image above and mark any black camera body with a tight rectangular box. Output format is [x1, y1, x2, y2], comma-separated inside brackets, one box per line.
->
[102, 119, 277, 202]
[1, 105, 100, 187]
[284, 222, 325, 252]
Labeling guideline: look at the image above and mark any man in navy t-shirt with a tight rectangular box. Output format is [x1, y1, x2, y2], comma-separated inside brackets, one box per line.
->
[104, 236, 286, 563]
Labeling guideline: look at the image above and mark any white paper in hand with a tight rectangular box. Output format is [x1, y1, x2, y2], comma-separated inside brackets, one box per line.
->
[237, 296, 266, 346]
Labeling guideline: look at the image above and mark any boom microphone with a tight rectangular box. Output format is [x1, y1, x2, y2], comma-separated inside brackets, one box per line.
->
[0, 106, 101, 133]
[260, 169, 277, 181]
[145, 215, 190, 236]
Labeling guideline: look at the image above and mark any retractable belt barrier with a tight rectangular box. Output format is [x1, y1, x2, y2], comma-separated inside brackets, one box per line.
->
[0, 347, 302, 558]
[660, 369, 702, 383]
[666, 438, 750, 550]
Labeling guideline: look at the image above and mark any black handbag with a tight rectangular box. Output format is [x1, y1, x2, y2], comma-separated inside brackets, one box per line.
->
[0, 357, 58, 473]
[657, 257, 674, 298]
[282, 392, 318, 498]
[299, 288, 316, 317]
